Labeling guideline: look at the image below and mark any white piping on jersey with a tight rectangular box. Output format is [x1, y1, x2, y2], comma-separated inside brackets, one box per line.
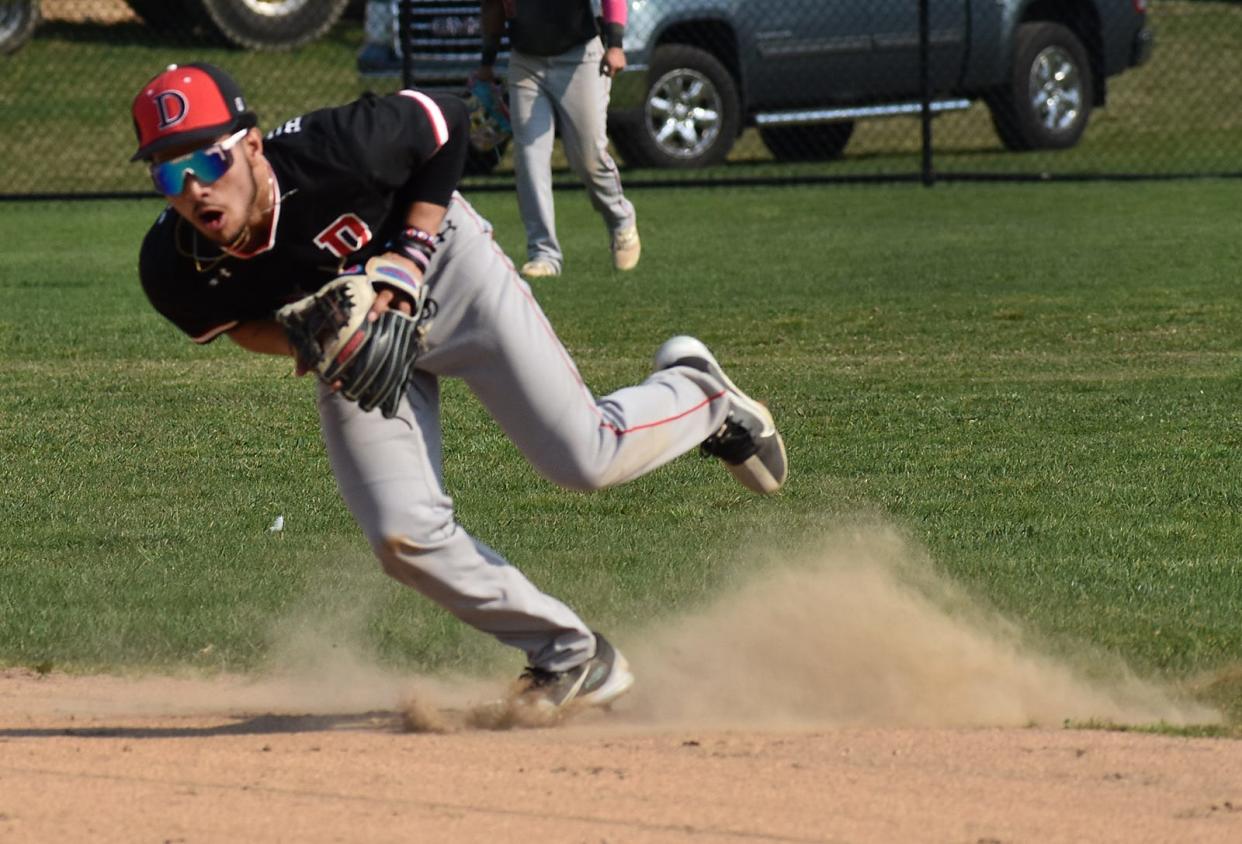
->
[195, 170, 284, 343]
[193, 320, 239, 344]
[399, 90, 449, 150]
[224, 169, 284, 259]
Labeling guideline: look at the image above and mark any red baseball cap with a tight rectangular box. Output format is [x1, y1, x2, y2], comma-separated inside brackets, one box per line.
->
[130, 63, 257, 162]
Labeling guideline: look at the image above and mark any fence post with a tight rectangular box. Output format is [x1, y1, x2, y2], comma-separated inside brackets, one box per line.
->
[399, 0, 414, 90]
[919, 0, 935, 187]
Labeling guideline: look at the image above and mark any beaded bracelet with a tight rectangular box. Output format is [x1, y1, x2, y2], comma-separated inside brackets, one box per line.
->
[387, 226, 437, 275]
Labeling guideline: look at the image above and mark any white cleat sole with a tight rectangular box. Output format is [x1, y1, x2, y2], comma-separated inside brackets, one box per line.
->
[577, 650, 636, 708]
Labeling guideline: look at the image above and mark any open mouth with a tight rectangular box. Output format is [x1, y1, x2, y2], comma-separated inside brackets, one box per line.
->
[197, 208, 226, 232]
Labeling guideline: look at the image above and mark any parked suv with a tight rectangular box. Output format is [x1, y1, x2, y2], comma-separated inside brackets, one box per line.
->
[366, 0, 1152, 169]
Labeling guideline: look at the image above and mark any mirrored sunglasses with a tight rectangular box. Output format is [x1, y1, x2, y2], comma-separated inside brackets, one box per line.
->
[149, 129, 249, 196]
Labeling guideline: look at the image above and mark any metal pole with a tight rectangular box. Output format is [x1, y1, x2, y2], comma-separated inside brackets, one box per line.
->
[919, 0, 934, 187]
[399, 0, 414, 90]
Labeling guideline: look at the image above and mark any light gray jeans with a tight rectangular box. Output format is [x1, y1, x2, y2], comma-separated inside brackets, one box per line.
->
[317, 195, 726, 671]
[508, 38, 636, 272]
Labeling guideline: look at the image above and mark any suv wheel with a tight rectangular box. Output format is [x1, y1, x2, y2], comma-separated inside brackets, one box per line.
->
[0, 0, 39, 55]
[987, 22, 1094, 151]
[197, 0, 351, 50]
[759, 122, 855, 162]
[611, 44, 740, 169]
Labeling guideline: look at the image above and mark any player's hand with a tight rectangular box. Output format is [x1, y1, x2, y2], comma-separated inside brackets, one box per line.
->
[600, 47, 626, 78]
[370, 287, 415, 320]
[367, 252, 423, 321]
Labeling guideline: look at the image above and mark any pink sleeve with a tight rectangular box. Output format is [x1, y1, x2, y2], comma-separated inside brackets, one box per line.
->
[601, 0, 627, 26]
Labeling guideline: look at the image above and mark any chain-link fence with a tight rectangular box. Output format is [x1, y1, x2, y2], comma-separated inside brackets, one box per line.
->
[0, 1, 1237, 197]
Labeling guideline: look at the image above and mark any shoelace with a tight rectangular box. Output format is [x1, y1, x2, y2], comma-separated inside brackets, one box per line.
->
[519, 666, 562, 688]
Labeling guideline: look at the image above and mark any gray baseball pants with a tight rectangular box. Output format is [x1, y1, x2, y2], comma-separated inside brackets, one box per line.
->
[318, 195, 726, 671]
[508, 38, 635, 272]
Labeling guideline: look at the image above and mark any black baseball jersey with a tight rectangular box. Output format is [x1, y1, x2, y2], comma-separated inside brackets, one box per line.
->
[139, 90, 468, 343]
[507, 0, 599, 57]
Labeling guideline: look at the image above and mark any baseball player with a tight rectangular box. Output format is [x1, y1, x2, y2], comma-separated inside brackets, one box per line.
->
[131, 62, 786, 712]
[478, 0, 638, 279]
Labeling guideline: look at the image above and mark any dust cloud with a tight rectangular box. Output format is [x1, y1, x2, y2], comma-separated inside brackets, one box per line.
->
[618, 525, 1218, 728]
[7, 528, 1218, 731]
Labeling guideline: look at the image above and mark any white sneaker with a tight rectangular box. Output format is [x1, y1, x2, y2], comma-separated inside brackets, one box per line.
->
[612, 224, 640, 271]
[520, 259, 560, 279]
[654, 336, 787, 494]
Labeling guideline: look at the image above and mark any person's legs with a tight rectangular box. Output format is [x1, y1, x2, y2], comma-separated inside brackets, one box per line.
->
[323, 194, 782, 702]
[419, 197, 728, 494]
[508, 51, 563, 273]
[318, 375, 595, 672]
[550, 40, 637, 268]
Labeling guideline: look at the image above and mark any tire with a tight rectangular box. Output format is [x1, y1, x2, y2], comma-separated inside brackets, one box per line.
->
[987, 22, 1093, 152]
[609, 44, 740, 169]
[759, 122, 855, 162]
[0, 0, 39, 56]
[197, 0, 351, 50]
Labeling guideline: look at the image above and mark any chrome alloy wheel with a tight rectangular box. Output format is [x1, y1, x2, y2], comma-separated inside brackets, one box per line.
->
[644, 68, 723, 162]
[239, 0, 310, 16]
[1027, 46, 1083, 134]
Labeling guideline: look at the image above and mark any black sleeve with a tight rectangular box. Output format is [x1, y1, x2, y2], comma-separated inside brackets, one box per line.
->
[397, 91, 469, 209]
[331, 91, 470, 210]
[138, 215, 239, 344]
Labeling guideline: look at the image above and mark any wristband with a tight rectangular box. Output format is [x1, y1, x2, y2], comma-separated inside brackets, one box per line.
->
[387, 226, 437, 275]
[602, 23, 624, 50]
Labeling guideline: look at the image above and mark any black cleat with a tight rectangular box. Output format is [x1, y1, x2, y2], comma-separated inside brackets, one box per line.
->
[654, 335, 788, 494]
[517, 632, 635, 711]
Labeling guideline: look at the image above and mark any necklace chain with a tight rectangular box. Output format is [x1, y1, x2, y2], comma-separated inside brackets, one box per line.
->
[174, 217, 230, 274]
[172, 175, 287, 275]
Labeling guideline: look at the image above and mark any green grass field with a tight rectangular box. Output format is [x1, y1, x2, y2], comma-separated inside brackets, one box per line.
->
[3, 180, 1242, 724]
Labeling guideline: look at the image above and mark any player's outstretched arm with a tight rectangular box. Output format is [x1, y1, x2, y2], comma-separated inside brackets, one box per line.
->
[229, 320, 295, 358]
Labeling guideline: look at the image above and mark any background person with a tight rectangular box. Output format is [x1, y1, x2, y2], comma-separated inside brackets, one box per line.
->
[130, 63, 785, 711]
[479, 0, 639, 279]
[356, 0, 400, 77]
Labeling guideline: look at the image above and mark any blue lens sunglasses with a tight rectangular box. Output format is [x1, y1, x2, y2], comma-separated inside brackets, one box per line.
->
[149, 129, 249, 196]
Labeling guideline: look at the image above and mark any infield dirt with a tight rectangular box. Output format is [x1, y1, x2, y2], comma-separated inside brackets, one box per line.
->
[2, 528, 1238, 841]
[3, 668, 1242, 843]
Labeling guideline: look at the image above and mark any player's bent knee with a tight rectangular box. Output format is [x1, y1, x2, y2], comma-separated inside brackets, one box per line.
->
[542, 463, 614, 493]
[374, 533, 448, 587]
[536, 452, 628, 492]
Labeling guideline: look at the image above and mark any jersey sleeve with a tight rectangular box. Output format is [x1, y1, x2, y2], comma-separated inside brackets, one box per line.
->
[601, 0, 626, 46]
[329, 91, 470, 209]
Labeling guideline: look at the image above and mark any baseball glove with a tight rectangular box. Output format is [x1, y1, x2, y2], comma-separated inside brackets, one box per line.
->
[276, 257, 427, 419]
[466, 74, 512, 153]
